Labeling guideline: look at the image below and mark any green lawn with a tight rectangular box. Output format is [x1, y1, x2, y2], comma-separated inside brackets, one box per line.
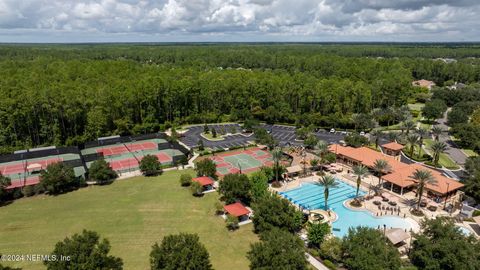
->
[423, 139, 460, 170]
[0, 170, 258, 269]
[462, 149, 478, 158]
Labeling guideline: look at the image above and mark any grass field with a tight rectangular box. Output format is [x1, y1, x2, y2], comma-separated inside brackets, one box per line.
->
[424, 139, 460, 170]
[0, 170, 258, 269]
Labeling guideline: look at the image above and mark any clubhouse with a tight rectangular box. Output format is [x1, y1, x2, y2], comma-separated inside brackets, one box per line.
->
[328, 144, 463, 201]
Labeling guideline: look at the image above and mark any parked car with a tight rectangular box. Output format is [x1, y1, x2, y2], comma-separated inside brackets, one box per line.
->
[330, 128, 336, 133]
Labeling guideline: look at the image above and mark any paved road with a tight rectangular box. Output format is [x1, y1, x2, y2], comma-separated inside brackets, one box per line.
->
[436, 109, 468, 166]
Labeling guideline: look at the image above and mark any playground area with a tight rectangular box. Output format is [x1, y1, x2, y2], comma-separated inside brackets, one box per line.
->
[210, 147, 273, 176]
[0, 152, 85, 189]
[81, 138, 185, 174]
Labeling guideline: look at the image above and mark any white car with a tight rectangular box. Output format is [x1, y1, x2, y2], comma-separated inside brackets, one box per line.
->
[360, 131, 365, 136]
[330, 128, 336, 133]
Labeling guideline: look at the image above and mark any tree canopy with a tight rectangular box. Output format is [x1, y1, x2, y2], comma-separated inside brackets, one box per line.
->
[247, 228, 308, 270]
[139, 155, 162, 176]
[4, 44, 479, 153]
[40, 163, 79, 195]
[252, 194, 303, 233]
[150, 233, 212, 270]
[218, 173, 251, 204]
[44, 230, 123, 270]
[194, 159, 217, 180]
[409, 217, 480, 270]
[88, 159, 118, 184]
[342, 227, 402, 270]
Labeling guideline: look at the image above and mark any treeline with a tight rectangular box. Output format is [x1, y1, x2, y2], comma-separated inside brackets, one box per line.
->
[1, 44, 480, 82]
[0, 44, 479, 153]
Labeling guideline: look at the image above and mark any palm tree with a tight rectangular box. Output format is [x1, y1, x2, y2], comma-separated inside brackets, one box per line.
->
[406, 134, 419, 157]
[387, 132, 398, 142]
[431, 126, 443, 141]
[352, 165, 369, 198]
[430, 141, 447, 167]
[416, 128, 428, 157]
[372, 159, 391, 186]
[315, 140, 329, 159]
[402, 121, 416, 135]
[315, 140, 329, 170]
[412, 169, 437, 209]
[272, 147, 283, 183]
[370, 129, 383, 149]
[317, 175, 338, 211]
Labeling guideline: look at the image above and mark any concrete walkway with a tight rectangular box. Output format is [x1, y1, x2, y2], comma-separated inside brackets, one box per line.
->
[306, 253, 329, 270]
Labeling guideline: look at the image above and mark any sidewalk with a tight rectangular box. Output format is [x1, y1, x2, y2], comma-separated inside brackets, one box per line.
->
[306, 253, 329, 270]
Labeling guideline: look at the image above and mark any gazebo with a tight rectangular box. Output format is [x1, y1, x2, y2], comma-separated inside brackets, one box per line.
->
[286, 165, 302, 177]
[385, 228, 410, 247]
[224, 202, 251, 222]
[382, 142, 404, 159]
[192, 176, 215, 192]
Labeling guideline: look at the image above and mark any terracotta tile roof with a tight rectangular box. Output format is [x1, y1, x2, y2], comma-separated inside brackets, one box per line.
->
[224, 202, 250, 217]
[328, 145, 463, 195]
[192, 176, 214, 186]
[328, 144, 408, 171]
[382, 142, 404, 151]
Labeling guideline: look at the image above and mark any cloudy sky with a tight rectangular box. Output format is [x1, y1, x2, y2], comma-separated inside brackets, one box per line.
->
[0, 0, 479, 43]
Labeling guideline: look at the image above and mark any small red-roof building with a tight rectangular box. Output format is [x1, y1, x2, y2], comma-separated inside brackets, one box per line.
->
[224, 202, 251, 221]
[382, 142, 404, 160]
[192, 176, 215, 191]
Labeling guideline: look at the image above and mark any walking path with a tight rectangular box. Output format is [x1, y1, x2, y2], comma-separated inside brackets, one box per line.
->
[306, 253, 329, 270]
[436, 109, 468, 166]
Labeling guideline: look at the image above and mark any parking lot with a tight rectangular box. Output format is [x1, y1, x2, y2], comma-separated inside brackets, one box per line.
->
[179, 123, 345, 150]
[179, 124, 253, 150]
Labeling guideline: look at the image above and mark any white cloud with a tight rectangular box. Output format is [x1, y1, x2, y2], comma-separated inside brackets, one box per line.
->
[0, 0, 478, 42]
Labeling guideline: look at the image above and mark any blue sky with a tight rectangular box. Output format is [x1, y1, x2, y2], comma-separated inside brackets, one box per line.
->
[0, 0, 479, 43]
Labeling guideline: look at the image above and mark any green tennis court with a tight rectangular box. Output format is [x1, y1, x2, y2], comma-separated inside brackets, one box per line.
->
[223, 154, 263, 170]
[210, 147, 273, 176]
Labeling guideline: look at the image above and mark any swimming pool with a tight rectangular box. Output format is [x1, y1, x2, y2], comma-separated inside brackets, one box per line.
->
[280, 181, 416, 237]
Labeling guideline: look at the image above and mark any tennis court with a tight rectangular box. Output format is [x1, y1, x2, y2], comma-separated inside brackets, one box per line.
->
[1, 153, 85, 189]
[83, 138, 185, 174]
[96, 142, 157, 156]
[210, 147, 273, 176]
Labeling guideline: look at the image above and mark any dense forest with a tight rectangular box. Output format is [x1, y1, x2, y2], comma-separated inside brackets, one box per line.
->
[1, 43, 480, 153]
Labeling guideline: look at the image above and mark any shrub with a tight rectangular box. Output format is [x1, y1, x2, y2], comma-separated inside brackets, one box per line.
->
[473, 210, 480, 217]
[21, 185, 35, 197]
[319, 237, 343, 263]
[226, 215, 239, 230]
[322, 260, 337, 270]
[307, 222, 331, 248]
[190, 181, 203, 197]
[214, 201, 224, 215]
[180, 174, 193, 187]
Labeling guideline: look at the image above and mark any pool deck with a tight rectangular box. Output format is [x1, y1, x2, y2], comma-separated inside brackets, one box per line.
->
[273, 169, 480, 239]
